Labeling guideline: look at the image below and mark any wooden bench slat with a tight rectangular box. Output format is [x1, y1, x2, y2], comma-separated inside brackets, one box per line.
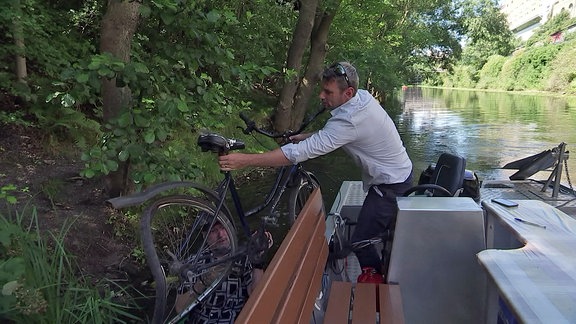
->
[297, 242, 328, 323]
[236, 188, 324, 324]
[324, 281, 352, 324]
[379, 284, 405, 324]
[274, 207, 326, 322]
[352, 283, 377, 324]
[237, 186, 404, 324]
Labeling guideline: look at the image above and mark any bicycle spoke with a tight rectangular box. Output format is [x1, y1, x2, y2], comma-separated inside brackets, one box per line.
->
[288, 172, 320, 225]
[141, 195, 238, 324]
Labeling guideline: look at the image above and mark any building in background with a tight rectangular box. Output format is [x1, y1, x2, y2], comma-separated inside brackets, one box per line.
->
[501, 0, 576, 40]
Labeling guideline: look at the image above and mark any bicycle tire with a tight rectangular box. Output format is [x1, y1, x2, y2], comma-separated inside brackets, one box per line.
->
[140, 195, 238, 324]
[287, 171, 320, 225]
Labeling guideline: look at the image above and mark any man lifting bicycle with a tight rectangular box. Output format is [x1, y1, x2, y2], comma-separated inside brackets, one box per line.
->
[219, 62, 413, 281]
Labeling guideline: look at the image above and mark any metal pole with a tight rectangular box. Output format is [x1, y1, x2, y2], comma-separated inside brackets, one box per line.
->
[552, 143, 567, 198]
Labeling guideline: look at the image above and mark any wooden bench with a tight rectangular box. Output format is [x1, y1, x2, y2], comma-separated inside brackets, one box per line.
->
[324, 281, 404, 324]
[236, 188, 404, 324]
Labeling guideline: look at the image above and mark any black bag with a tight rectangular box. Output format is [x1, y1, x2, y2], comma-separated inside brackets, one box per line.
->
[417, 164, 481, 201]
[461, 170, 481, 201]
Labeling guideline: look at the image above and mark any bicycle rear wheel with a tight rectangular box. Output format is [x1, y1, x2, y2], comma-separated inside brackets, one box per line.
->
[287, 171, 320, 225]
[140, 195, 238, 324]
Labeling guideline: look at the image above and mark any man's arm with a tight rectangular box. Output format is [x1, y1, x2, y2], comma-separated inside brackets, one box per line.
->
[218, 148, 291, 171]
[289, 132, 314, 143]
[247, 268, 264, 295]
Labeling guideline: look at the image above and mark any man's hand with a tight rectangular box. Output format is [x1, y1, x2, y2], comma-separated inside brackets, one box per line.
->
[248, 230, 273, 265]
[218, 153, 249, 171]
[288, 132, 313, 144]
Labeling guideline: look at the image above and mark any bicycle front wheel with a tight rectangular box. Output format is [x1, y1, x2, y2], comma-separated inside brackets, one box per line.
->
[140, 195, 238, 324]
[287, 171, 320, 225]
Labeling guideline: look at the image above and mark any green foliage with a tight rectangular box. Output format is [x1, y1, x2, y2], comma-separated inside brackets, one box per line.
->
[476, 55, 507, 89]
[497, 52, 524, 91]
[0, 0, 100, 146]
[0, 111, 33, 127]
[442, 64, 477, 89]
[525, 11, 576, 47]
[0, 211, 138, 323]
[512, 45, 561, 90]
[486, 44, 562, 91]
[446, 8, 576, 94]
[130, 247, 146, 265]
[39, 179, 64, 208]
[545, 41, 576, 94]
[330, 0, 462, 91]
[106, 208, 140, 241]
[0, 185, 18, 205]
[459, 0, 515, 69]
[0, 0, 94, 92]
[50, 2, 285, 187]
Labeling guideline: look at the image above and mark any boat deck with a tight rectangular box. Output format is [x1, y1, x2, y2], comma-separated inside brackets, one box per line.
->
[325, 179, 576, 323]
[480, 179, 576, 218]
[326, 178, 576, 284]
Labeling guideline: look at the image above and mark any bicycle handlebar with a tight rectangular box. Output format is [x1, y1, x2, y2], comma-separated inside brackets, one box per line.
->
[238, 107, 326, 143]
[197, 107, 326, 155]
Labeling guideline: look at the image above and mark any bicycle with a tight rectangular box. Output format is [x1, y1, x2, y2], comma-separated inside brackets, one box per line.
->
[107, 110, 323, 323]
[327, 211, 393, 281]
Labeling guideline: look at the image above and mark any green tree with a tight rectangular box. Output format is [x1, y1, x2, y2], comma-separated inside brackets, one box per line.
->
[459, 0, 515, 70]
[0, 0, 490, 197]
[74, 0, 291, 194]
[327, 0, 462, 92]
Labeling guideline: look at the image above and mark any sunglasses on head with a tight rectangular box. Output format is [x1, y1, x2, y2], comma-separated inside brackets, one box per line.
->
[330, 63, 351, 88]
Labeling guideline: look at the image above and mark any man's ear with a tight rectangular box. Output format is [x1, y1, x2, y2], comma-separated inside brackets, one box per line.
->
[344, 87, 355, 98]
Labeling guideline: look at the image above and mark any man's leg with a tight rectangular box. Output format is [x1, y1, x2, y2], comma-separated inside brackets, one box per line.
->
[351, 177, 413, 274]
[351, 188, 397, 273]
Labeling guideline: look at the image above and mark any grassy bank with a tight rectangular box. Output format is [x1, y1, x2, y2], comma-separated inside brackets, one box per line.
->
[0, 196, 139, 323]
[441, 13, 576, 96]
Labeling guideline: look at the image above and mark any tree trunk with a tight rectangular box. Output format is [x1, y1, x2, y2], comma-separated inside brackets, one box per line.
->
[100, 0, 140, 197]
[273, 0, 319, 132]
[12, 0, 27, 83]
[290, 4, 339, 130]
[100, 0, 140, 121]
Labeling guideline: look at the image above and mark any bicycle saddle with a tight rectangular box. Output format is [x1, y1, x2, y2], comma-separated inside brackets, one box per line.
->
[197, 133, 245, 154]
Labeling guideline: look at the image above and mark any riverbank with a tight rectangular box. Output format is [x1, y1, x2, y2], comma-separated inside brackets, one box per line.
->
[0, 124, 138, 283]
[440, 37, 576, 96]
[420, 85, 576, 99]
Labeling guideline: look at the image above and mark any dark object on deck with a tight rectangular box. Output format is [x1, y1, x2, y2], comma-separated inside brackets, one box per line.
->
[405, 153, 478, 199]
[502, 148, 557, 180]
[502, 142, 570, 198]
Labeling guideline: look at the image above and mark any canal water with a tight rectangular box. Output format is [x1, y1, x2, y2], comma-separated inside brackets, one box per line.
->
[236, 87, 576, 235]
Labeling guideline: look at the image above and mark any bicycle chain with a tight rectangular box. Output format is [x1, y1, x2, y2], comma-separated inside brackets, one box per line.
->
[564, 157, 575, 196]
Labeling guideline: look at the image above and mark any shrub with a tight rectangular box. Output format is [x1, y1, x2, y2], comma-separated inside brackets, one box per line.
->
[498, 48, 534, 91]
[445, 64, 478, 89]
[545, 40, 576, 94]
[477, 55, 507, 89]
[513, 45, 561, 90]
[0, 208, 139, 323]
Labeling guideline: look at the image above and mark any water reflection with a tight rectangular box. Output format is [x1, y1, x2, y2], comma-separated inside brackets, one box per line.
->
[405, 88, 575, 179]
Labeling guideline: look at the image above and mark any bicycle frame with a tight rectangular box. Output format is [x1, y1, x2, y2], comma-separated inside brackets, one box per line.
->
[214, 163, 305, 238]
